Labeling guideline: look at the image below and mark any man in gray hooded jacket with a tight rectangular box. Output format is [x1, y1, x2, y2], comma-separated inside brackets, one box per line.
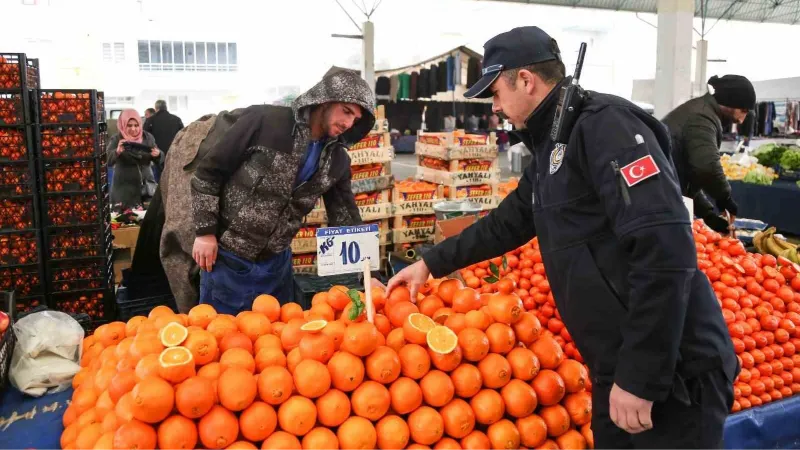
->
[190, 70, 375, 313]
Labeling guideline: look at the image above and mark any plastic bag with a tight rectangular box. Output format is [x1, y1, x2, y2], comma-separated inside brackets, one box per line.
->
[9, 310, 84, 397]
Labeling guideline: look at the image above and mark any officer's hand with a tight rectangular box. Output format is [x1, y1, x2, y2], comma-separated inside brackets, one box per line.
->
[717, 196, 739, 217]
[192, 235, 218, 272]
[703, 214, 731, 234]
[609, 383, 653, 434]
[386, 259, 430, 302]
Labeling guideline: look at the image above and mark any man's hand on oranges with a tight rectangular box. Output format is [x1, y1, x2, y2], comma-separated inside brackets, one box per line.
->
[386, 259, 430, 301]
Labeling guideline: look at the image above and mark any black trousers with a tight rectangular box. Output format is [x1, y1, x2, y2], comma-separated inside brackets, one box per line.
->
[591, 368, 734, 449]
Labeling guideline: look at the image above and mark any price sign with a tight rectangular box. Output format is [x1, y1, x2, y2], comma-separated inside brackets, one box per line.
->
[316, 224, 380, 276]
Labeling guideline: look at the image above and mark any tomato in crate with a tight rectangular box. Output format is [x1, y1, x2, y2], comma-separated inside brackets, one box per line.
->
[14, 296, 43, 314]
[45, 194, 104, 226]
[52, 289, 108, 320]
[0, 232, 39, 266]
[47, 226, 108, 260]
[38, 90, 102, 124]
[0, 53, 39, 90]
[0, 266, 44, 298]
[0, 93, 26, 125]
[0, 198, 35, 231]
[0, 165, 33, 196]
[48, 258, 111, 293]
[43, 160, 99, 193]
[0, 128, 29, 162]
[38, 125, 104, 159]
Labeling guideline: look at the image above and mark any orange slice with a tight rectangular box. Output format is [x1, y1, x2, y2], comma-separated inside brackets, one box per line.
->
[427, 326, 458, 354]
[158, 346, 195, 384]
[403, 313, 437, 345]
[159, 322, 188, 347]
[300, 320, 328, 333]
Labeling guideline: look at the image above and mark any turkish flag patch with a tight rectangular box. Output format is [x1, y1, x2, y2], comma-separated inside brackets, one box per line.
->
[620, 155, 660, 187]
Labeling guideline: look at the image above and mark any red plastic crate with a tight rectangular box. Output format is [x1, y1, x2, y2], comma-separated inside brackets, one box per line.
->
[0, 53, 40, 90]
[0, 231, 38, 266]
[48, 258, 111, 293]
[0, 93, 26, 125]
[0, 266, 43, 297]
[0, 197, 35, 231]
[0, 128, 29, 162]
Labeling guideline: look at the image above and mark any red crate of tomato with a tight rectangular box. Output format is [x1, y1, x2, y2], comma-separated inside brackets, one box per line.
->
[38, 125, 105, 159]
[47, 258, 111, 293]
[38, 90, 102, 125]
[0, 165, 33, 196]
[0, 232, 38, 266]
[47, 226, 108, 260]
[0, 93, 26, 125]
[0, 266, 44, 298]
[0, 128, 29, 162]
[0, 197, 35, 231]
[0, 53, 40, 90]
[45, 194, 104, 226]
[52, 289, 109, 320]
[43, 160, 101, 193]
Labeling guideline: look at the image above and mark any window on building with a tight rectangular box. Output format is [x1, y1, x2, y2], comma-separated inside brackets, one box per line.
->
[137, 40, 238, 71]
[103, 43, 125, 63]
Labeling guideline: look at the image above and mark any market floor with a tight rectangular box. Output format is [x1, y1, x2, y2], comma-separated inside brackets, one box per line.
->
[391, 152, 517, 181]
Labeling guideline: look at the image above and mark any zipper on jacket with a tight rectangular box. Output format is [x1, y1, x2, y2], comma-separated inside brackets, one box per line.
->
[293, 140, 337, 195]
[610, 161, 631, 206]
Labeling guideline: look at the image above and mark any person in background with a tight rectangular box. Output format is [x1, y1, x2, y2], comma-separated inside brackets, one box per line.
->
[191, 70, 375, 314]
[466, 113, 479, 132]
[144, 108, 156, 119]
[443, 113, 456, 132]
[107, 109, 161, 209]
[145, 99, 185, 181]
[479, 113, 489, 130]
[388, 26, 737, 449]
[456, 113, 465, 129]
[488, 113, 501, 130]
[662, 75, 755, 234]
[737, 110, 755, 150]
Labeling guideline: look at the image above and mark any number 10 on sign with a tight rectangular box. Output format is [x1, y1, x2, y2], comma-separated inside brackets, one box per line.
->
[316, 224, 380, 276]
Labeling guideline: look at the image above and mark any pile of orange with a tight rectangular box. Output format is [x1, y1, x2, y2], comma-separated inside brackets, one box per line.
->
[62, 280, 594, 449]
[461, 220, 800, 414]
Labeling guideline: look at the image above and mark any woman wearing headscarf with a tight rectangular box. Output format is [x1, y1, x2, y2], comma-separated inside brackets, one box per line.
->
[107, 109, 161, 209]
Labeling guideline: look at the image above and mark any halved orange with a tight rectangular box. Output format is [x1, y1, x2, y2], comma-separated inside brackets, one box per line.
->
[158, 346, 195, 384]
[403, 313, 437, 345]
[159, 322, 188, 347]
[427, 325, 458, 354]
[300, 320, 328, 333]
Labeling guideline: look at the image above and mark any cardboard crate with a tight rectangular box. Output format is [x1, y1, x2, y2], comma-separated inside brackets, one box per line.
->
[416, 131, 498, 160]
[112, 225, 139, 249]
[392, 226, 435, 245]
[292, 251, 317, 275]
[352, 174, 393, 195]
[349, 146, 394, 166]
[418, 155, 498, 173]
[416, 165, 498, 187]
[291, 223, 325, 254]
[393, 185, 444, 217]
[305, 208, 327, 224]
[364, 219, 392, 246]
[357, 189, 393, 221]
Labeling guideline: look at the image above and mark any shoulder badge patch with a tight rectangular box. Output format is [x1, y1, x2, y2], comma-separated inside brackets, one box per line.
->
[549, 144, 566, 174]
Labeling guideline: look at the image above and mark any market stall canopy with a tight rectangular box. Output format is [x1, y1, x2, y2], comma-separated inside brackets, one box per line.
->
[478, 0, 800, 25]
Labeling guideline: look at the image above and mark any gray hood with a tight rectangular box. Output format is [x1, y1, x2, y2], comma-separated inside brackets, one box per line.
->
[292, 70, 376, 146]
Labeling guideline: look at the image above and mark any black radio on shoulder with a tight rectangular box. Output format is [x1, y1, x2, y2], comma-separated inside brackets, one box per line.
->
[550, 42, 588, 145]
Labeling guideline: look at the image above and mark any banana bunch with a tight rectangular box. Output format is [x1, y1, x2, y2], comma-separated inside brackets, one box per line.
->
[754, 227, 800, 263]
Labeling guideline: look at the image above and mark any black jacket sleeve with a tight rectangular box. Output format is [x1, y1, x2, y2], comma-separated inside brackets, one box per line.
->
[423, 166, 536, 278]
[191, 110, 263, 236]
[692, 190, 716, 220]
[684, 115, 732, 203]
[577, 107, 697, 402]
[322, 156, 362, 227]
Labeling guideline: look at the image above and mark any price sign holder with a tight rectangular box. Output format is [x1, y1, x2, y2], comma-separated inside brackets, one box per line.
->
[316, 224, 380, 276]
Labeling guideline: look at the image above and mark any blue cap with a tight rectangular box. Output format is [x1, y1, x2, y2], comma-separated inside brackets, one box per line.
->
[465, 26, 561, 99]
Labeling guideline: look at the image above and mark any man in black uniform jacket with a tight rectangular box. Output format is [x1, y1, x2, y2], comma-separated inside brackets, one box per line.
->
[388, 26, 738, 448]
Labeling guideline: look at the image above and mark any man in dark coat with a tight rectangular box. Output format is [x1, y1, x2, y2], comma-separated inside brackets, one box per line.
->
[662, 75, 755, 233]
[388, 27, 737, 449]
[144, 100, 185, 157]
[191, 70, 375, 313]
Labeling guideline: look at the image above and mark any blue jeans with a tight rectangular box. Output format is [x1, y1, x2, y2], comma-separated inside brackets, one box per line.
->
[199, 247, 294, 315]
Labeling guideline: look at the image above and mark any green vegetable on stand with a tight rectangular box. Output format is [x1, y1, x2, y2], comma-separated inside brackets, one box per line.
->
[742, 167, 774, 185]
[779, 148, 800, 170]
[754, 144, 789, 168]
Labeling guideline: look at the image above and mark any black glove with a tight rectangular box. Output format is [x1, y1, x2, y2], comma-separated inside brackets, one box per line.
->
[716, 196, 738, 216]
[703, 214, 730, 233]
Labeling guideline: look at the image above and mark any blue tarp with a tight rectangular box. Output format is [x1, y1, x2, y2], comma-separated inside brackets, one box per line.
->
[730, 180, 800, 236]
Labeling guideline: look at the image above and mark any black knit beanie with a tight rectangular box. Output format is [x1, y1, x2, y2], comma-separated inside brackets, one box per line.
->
[708, 75, 756, 110]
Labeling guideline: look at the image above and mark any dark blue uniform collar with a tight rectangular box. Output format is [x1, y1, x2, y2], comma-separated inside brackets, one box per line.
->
[511, 77, 569, 152]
